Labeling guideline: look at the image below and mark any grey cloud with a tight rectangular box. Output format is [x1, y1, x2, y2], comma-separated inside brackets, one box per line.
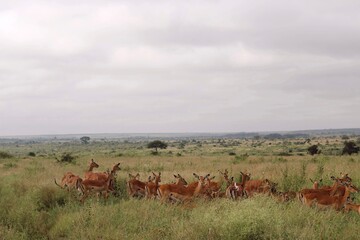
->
[1, 0, 360, 135]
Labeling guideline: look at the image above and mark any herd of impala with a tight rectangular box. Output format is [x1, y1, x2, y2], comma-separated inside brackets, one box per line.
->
[54, 159, 360, 214]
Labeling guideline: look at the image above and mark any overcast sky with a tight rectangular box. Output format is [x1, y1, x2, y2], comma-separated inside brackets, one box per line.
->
[1, 0, 360, 136]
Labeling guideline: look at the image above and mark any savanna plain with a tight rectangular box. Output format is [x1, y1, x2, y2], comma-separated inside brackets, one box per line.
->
[0, 135, 359, 240]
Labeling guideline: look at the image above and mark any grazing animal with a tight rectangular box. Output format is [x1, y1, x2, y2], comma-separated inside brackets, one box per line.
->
[54, 173, 83, 194]
[227, 171, 251, 200]
[77, 168, 117, 203]
[168, 173, 210, 202]
[157, 174, 188, 202]
[145, 172, 162, 199]
[244, 178, 277, 197]
[84, 159, 100, 179]
[127, 173, 154, 198]
[344, 201, 360, 214]
[300, 182, 359, 210]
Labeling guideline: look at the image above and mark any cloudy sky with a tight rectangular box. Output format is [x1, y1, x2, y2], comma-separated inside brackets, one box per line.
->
[1, 0, 360, 136]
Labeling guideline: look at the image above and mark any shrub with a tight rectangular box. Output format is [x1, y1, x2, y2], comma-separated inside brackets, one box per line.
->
[28, 152, 36, 157]
[308, 145, 321, 155]
[56, 153, 76, 163]
[342, 141, 359, 155]
[0, 151, 13, 159]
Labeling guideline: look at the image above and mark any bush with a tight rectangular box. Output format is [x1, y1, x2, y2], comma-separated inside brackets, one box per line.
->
[342, 141, 359, 155]
[28, 152, 36, 157]
[308, 145, 321, 155]
[0, 151, 13, 159]
[56, 153, 76, 163]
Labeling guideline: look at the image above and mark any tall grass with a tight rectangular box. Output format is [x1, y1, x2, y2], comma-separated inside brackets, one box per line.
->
[0, 137, 359, 239]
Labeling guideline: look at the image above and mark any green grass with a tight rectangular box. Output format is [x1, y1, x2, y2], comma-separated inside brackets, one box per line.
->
[0, 136, 359, 239]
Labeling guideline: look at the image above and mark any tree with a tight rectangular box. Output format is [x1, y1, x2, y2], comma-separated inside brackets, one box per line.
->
[80, 136, 90, 144]
[147, 140, 167, 153]
[307, 145, 320, 155]
[342, 141, 359, 155]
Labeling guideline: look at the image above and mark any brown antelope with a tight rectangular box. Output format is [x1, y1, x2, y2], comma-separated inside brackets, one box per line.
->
[157, 174, 188, 202]
[77, 168, 117, 203]
[344, 201, 360, 214]
[145, 172, 161, 199]
[54, 172, 83, 194]
[127, 173, 154, 198]
[84, 159, 100, 179]
[229, 171, 251, 200]
[299, 176, 348, 202]
[301, 182, 359, 210]
[244, 178, 277, 197]
[209, 170, 232, 198]
[168, 173, 210, 202]
[87, 163, 121, 191]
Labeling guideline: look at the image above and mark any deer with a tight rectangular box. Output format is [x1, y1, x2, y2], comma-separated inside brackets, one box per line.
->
[145, 172, 162, 199]
[84, 159, 100, 179]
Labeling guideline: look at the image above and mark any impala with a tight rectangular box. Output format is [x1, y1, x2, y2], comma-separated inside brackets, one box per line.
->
[303, 182, 359, 210]
[299, 176, 349, 203]
[145, 172, 161, 199]
[244, 177, 277, 197]
[157, 174, 188, 202]
[54, 172, 83, 194]
[344, 201, 360, 214]
[228, 171, 251, 200]
[167, 173, 210, 202]
[127, 173, 154, 198]
[84, 159, 100, 179]
[77, 168, 117, 203]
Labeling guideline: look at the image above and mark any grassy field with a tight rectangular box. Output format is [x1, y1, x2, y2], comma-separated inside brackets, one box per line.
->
[0, 136, 359, 239]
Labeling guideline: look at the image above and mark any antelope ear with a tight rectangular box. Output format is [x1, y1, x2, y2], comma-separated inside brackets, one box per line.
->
[193, 173, 199, 179]
[159, 172, 161, 176]
[152, 172, 156, 176]
[240, 171, 244, 175]
[210, 176, 216, 180]
[330, 176, 336, 180]
[91, 159, 94, 162]
[174, 175, 178, 178]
